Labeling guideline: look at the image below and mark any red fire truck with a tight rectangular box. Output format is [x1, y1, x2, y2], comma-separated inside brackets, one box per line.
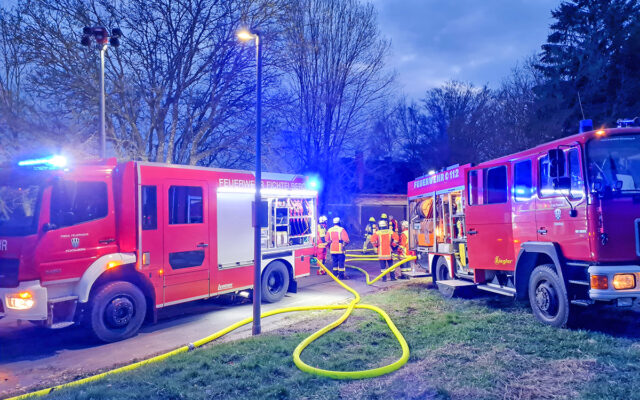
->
[408, 124, 640, 327]
[0, 157, 317, 341]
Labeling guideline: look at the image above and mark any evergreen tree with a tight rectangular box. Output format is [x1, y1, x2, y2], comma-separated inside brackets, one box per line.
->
[537, 0, 640, 133]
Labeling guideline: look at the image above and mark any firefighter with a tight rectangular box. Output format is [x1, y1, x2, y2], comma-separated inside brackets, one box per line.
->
[397, 220, 411, 279]
[389, 214, 399, 233]
[362, 217, 377, 253]
[316, 216, 328, 274]
[371, 219, 399, 282]
[326, 217, 350, 279]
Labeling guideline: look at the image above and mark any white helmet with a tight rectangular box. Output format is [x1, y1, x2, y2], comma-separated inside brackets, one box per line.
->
[319, 216, 327, 223]
[378, 220, 388, 229]
[333, 217, 341, 224]
[402, 220, 409, 229]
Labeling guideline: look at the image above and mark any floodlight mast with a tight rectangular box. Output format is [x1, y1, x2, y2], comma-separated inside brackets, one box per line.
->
[81, 27, 122, 159]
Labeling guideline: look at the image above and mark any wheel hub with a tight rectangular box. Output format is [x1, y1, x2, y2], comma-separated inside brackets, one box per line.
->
[268, 272, 283, 294]
[104, 296, 134, 328]
[535, 281, 558, 317]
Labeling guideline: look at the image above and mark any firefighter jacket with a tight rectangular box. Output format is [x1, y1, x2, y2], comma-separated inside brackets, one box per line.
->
[399, 229, 409, 256]
[326, 225, 350, 254]
[317, 225, 328, 249]
[371, 228, 399, 260]
[364, 222, 377, 236]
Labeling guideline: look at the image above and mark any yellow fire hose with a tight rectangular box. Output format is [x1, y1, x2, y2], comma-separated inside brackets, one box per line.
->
[7, 256, 416, 399]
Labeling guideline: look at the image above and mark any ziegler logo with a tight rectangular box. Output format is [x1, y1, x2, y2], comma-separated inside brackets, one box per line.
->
[0, 240, 6, 251]
[218, 283, 233, 291]
[494, 256, 513, 265]
[71, 238, 80, 248]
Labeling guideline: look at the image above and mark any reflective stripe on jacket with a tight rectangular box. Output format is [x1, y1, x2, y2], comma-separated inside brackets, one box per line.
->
[371, 228, 399, 260]
[399, 230, 409, 256]
[317, 225, 328, 249]
[326, 226, 349, 254]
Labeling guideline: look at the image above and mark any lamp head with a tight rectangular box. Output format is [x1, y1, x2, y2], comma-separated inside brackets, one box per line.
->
[237, 29, 255, 41]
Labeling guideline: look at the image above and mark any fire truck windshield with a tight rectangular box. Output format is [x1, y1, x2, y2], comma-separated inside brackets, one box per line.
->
[0, 181, 42, 237]
[587, 134, 640, 193]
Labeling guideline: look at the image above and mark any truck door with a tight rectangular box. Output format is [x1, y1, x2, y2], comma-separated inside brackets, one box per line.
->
[535, 147, 589, 259]
[162, 181, 210, 305]
[36, 178, 117, 283]
[465, 165, 516, 275]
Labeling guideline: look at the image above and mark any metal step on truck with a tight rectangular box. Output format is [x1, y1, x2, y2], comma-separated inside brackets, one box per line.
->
[408, 121, 640, 327]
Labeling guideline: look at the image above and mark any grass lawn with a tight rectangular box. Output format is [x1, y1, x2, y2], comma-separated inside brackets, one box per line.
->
[41, 279, 640, 400]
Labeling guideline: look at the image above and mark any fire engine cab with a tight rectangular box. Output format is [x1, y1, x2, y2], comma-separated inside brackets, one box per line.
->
[408, 125, 640, 327]
[0, 157, 317, 341]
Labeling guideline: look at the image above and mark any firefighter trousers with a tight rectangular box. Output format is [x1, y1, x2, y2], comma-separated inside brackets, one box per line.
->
[379, 259, 397, 280]
[362, 235, 372, 252]
[332, 254, 346, 278]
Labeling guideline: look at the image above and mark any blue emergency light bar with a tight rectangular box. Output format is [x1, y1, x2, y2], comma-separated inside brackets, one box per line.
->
[18, 155, 68, 168]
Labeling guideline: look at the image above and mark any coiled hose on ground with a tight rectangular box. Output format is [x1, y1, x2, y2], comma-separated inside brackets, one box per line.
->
[7, 255, 416, 399]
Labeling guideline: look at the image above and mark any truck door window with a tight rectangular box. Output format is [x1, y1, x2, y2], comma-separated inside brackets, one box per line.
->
[50, 181, 108, 227]
[168, 186, 203, 224]
[468, 170, 480, 205]
[513, 160, 532, 201]
[142, 186, 157, 230]
[567, 148, 584, 199]
[485, 166, 507, 204]
[539, 156, 553, 197]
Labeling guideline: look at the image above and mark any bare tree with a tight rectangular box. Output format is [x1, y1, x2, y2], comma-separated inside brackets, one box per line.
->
[273, 0, 393, 208]
[11, 0, 277, 167]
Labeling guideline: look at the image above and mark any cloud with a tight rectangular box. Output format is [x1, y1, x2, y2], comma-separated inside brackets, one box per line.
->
[371, 0, 560, 99]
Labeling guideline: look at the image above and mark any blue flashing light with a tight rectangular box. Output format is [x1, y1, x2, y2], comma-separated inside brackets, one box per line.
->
[18, 155, 68, 169]
[306, 175, 323, 191]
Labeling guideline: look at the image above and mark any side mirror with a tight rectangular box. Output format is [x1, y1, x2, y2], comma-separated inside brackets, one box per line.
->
[548, 149, 567, 178]
[553, 176, 571, 191]
[42, 223, 58, 232]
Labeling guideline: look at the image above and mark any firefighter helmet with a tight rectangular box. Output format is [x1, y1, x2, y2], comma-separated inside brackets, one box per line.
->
[381, 213, 388, 219]
[333, 217, 341, 224]
[368, 217, 375, 222]
[402, 220, 409, 229]
[378, 220, 388, 228]
[319, 216, 327, 223]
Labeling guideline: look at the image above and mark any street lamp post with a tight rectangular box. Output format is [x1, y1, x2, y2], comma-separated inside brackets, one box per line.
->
[81, 27, 121, 159]
[237, 28, 263, 336]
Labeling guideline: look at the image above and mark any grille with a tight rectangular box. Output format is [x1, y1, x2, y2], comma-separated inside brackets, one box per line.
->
[0, 259, 20, 288]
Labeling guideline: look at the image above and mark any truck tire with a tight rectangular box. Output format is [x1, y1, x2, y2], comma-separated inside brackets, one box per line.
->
[88, 281, 147, 342]
[528, 264, 569, 328]
[261, 261, 290, 303]
[434, 256, 450, 282]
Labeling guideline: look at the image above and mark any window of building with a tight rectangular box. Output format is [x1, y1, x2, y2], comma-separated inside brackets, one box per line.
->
[485, 166, 507, 204]
[513, 160, 532, 201]
[50, 181, 108, 227]
[142, 186, 157, 230]
[169, 186, 203, 224]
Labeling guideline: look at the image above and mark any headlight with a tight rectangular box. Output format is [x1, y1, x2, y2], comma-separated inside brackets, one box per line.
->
[5, 291, 35, 310]
[613, 274, 636, 290]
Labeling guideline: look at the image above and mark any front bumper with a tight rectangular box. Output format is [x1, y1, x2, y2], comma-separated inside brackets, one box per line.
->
[588, 265, 640, 301]
[0, 280, 48, 320]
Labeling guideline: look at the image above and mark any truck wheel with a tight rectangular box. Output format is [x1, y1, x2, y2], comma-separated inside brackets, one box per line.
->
[88, 281, 146, 342]
[261, 261, 290, 303]
[528, 264, 569, 328]
[434, 257, 450, 282]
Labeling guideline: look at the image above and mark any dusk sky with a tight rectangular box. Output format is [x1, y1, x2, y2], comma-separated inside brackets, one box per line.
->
[372, 0, 561, 99]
